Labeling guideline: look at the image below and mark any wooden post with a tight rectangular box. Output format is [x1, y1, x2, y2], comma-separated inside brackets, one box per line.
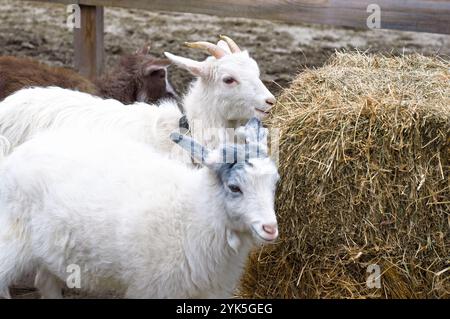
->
[74, 5, 104, 80]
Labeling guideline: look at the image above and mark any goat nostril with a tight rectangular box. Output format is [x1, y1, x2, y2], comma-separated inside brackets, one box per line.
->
[263, 224, 277, 235]
[265, 98, 276, 106]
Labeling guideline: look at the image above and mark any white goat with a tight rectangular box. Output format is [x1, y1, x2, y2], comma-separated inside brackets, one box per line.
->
[0, 89, 181, 155]
[0, 118, 279, 299]
[0, 36, 275, 154]
[169, 35, 276, 131]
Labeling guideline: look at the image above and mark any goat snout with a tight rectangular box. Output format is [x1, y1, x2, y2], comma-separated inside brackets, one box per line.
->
[265, 96, 276, 107]
[255, 96, 276, 118]
[252, 222, 278, 243]
[263, 224, 277, 235]
[260, 222, 278, 242]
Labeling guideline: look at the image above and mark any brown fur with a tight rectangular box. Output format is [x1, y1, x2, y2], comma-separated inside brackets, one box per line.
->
[97, 46, 177, 104]
[0, 56, 97, 101]
[0, 46, 177, 104]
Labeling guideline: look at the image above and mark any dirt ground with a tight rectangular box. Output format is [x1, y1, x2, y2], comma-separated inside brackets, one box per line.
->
[1, 0, 449, 299]
[1, 0, 449, 96]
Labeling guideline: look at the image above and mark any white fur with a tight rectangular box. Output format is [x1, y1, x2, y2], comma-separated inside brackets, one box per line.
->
[0, 87, 181, 155]
[167, 51, 275, 132]
[0, 130, 279, 298]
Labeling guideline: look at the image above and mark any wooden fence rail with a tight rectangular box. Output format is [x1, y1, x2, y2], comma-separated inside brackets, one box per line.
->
[23, 0, 450, 79]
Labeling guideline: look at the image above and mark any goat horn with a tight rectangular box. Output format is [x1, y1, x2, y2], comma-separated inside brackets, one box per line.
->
[184, 41, 227, 59]
[219, 35, 241, 53]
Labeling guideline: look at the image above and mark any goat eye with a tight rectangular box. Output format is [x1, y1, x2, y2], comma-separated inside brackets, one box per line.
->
[228, 185, 242, 194]
[223, 77, 236, 85]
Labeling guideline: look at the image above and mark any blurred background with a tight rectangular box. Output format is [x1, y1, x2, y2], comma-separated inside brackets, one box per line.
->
[1, 0, 449, 96]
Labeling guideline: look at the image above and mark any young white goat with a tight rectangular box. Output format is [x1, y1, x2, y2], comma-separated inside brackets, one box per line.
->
[0, 36, 275, 153]
[0, 89, 181, 155]
[0, 118, 279, 299]
[169, 35, 276, 130]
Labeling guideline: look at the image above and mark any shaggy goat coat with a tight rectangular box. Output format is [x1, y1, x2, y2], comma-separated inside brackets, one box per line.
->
[0, 130, 277, 298]
[0, 87, 181, 155]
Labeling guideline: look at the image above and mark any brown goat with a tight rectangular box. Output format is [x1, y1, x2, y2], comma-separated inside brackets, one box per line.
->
[97, 45, 178, 104]
[0, 45, 178, 103]
[0, 56, 97, 101]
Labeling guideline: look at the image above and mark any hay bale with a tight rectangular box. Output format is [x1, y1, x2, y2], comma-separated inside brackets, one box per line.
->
[240, 52, 450, 299]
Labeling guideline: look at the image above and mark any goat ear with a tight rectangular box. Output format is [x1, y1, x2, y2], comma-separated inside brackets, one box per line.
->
[164, 52, 206, 77]
[143, 64, 166, 76]
[170, 132, 210, 165]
